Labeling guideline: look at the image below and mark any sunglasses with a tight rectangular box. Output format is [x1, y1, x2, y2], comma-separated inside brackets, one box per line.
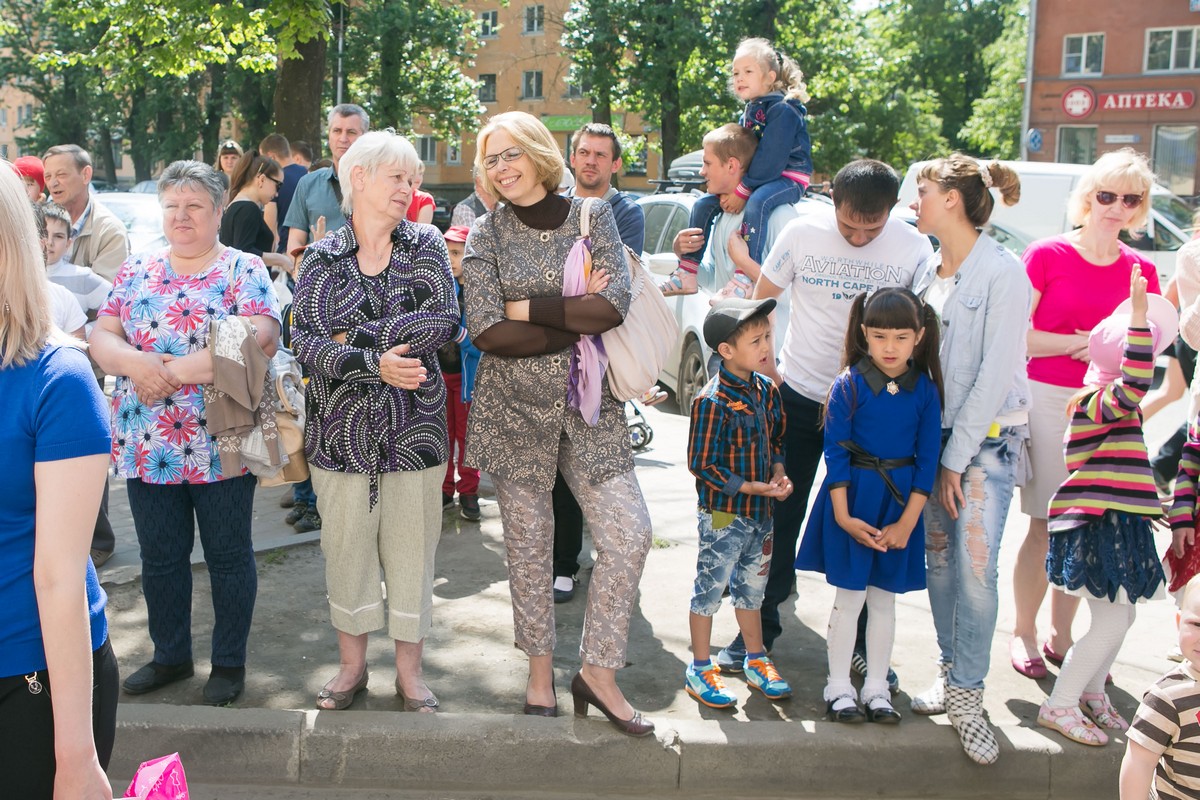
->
[483, 147, 524, 170]
[1095, 191, 1144, 209]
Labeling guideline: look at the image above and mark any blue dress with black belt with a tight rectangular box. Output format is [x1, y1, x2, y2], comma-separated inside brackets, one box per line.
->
[795, 359, 942, 593]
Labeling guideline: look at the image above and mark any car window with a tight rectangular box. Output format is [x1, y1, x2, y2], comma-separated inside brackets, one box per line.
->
[1153, 194, 1194, 236]
[642, 203, 676, 255]
[662, 206, 690, 253]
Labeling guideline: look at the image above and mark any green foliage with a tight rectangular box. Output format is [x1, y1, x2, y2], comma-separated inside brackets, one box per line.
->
[562, 0, 629, 124]
[340, 0, 483, 140]
[959, 1, 1027, 159]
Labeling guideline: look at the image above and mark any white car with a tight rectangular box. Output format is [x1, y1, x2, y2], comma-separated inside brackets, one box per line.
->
[636, 190, 818, 410]
[95, 192, 168, 253]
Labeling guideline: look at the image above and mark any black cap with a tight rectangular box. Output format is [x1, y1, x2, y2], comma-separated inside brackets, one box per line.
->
[703, 297, 777, 350]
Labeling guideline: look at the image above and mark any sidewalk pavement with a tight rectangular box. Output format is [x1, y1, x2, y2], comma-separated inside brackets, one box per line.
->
[98, 400, 1187, 797]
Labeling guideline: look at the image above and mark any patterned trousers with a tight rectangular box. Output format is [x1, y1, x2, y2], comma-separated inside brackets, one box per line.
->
[492, 460, 652, 669]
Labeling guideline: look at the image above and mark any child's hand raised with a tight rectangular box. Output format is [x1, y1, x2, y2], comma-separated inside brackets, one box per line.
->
[1129, 268, 1148, 327]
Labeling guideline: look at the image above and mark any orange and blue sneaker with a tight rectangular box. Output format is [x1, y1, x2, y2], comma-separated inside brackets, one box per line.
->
[744, 656, 792, 700]
[685, 663, 737, 709]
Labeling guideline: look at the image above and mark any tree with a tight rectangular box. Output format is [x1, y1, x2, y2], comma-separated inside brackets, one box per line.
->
[561, 0, 630, 125]
[340, 0, 482, 140]
[959, 0, 1027, 159]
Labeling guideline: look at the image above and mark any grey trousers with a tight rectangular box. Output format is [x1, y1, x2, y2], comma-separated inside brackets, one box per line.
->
[493, 459, 653, 669]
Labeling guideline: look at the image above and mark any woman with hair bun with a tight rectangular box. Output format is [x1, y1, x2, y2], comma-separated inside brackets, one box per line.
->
[907, 155, 1032, 765]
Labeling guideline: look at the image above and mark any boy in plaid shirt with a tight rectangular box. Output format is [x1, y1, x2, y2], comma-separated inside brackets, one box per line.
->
[686, 298, 794, 708]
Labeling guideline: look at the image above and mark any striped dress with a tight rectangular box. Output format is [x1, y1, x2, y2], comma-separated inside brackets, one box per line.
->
[1048, 327, 1161, 531]
[1045, 326, 1165, 603]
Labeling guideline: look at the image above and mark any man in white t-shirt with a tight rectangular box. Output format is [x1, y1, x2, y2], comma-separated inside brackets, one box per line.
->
[717, 159, 934, 674]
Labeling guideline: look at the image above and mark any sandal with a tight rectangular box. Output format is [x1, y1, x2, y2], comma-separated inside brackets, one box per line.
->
[1042, 642, 1113, 685]
[316, 667, 369, 710]
[1037, 702, 1108, 746]
[396, 676, 439, 712]
[1079, 693, 1128, 731]
[660, 268, 697, 297]
[640, 387, 668, 406]
[709, 271, 754, 304]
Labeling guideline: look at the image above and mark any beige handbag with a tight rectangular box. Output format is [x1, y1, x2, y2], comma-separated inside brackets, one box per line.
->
[579, 197, 679, 401]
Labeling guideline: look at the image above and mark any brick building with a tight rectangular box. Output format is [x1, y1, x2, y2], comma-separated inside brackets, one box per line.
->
[417, 0, 658, 198]
[1023, 0, 1200, 195]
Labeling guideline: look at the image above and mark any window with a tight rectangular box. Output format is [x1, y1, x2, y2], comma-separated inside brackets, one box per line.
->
[417, 136, 436, 164]
[522, 70, 543, 100]
[1057, 126, 1097, 165]
[523, 5, 544, 33]
[479, 10, 499, 38]
[0, 108, 7, 128]
[446, 142, 461, 165]
[1063, 33, 1104, 75]
[478, 74, 497, 103]
[1147, 27, 1200, 72]
[1154, 124, 1198, 196]
[0, 144, 8, 160]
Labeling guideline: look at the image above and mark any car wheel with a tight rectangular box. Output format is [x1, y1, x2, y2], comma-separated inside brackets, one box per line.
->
[678, 338, 708, 411]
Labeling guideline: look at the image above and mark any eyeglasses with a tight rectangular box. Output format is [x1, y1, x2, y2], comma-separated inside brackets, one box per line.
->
[263, 174, 282, 189]
[483, 147, 524, 170]
[1095, 191, 1144, 209]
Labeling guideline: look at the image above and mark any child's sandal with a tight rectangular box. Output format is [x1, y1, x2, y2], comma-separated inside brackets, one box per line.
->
[1079, 693, 1129, 731]
[660, 269, 697, 297]
[1037, 702, 1108, 746]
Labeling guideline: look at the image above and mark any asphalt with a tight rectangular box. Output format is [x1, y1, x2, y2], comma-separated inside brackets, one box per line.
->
[96, 397, 1188, 798]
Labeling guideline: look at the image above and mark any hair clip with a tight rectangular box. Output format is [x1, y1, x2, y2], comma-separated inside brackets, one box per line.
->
[979, 166, 993, 189]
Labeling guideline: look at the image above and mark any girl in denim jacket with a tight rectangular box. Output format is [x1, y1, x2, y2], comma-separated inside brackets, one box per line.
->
[907, 155, 1028, 766]
[664, 37, 812, 300]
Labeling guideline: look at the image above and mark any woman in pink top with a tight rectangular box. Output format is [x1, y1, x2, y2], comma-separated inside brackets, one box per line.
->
[1010, 148, 1160, 679]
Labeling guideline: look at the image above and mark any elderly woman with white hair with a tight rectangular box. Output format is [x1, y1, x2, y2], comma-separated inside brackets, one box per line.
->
[90, 160, 281, 707]
[291, 131, 458, 712]
[1009, 147, 1161, 681]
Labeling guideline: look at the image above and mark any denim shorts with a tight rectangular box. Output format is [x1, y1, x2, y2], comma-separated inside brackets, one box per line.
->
[690, 510, 773, 615]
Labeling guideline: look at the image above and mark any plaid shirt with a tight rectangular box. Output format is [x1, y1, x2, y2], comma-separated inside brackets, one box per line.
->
[688, 365, 786, 522]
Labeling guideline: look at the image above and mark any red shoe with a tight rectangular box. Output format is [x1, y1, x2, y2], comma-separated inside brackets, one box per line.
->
[1042, 642, 1113, 685]
[1010, 639, 1047, 679]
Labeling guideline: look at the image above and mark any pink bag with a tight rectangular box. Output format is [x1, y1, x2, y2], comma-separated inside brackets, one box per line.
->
[563, 203, 607, 426]
[123, 752, 189, 800]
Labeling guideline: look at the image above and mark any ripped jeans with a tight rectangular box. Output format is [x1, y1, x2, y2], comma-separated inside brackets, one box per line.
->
[924, 425, 1026, 690]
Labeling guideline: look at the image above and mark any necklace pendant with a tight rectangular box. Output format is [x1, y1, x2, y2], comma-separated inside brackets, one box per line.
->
[886, 380, 899, 396]
[539, 231, 551, 243]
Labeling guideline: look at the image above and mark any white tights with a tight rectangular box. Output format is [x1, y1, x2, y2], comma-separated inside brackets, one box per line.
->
[1047, 597, 1136, 708]
[825, 586, 895, 701]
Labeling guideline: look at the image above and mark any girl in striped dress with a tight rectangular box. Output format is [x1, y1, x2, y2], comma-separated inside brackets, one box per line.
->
[1039, 270, 1177, 747]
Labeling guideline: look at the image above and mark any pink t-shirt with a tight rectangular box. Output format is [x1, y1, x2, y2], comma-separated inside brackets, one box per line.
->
[406, 190, 435, 222]
[1025, 235, 1161, 387]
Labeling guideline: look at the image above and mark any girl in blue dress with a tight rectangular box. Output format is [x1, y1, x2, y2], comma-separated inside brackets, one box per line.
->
[797, 288, 943, 724]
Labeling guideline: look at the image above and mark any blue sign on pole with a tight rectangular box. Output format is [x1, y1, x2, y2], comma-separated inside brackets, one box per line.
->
[1027, 128, 1044, 154]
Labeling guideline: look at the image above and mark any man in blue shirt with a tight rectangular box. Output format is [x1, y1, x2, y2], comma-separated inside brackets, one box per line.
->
[259, 133, 308, 254]
[283, 103, 369, 254]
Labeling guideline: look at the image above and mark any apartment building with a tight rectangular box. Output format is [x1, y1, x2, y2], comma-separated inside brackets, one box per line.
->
[418, 0, 658, 197]
[1024, 0, 1200, 195]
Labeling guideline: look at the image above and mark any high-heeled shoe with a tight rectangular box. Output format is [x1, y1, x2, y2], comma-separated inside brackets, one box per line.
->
[570, 671, 654, 737]
[524, 676, 558, 717]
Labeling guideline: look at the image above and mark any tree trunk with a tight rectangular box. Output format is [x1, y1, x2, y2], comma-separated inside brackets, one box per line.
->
[592, 88, 612, 126]
[202, 62, 227, 164]
[95, 124, 118, 185]
[274, 36, 327, 150]
[659, 67, 681, 167]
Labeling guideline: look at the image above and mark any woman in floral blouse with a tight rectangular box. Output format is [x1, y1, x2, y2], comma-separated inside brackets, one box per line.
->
[291, 131, 458, 713]
[463, 112, 655, 736]
[90, 160, 280, 706]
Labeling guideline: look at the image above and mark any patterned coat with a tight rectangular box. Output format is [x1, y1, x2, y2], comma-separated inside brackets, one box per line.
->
[462, 199, 632, 491]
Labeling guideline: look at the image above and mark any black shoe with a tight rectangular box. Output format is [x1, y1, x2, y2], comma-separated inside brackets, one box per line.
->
[90, 548, 114, 569]
[553, 576, 576, 604]
[284, 502, 309, 526]
[293, 508, 321, 533]
[203, 666, 246, 706]
[459, 494, 481, 522]
[826, 699, 866, 723]
[123, 660, 194, 695]
[865, 703, 902, 724]
[442, 492, 454, 510]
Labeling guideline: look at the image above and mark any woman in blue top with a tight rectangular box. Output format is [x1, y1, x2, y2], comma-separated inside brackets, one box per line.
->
[907, 155, 1029, 766]
[796, 289, 943, 725]
[0, 164, 116, 798]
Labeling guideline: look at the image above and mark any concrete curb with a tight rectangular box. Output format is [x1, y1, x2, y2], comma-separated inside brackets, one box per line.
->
[111, 705, 1120, 797]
